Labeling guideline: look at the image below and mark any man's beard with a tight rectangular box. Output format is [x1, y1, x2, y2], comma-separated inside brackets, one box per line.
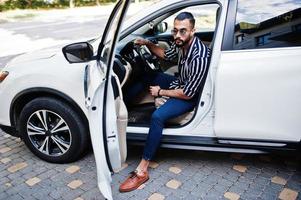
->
[175, 37, 190, 47]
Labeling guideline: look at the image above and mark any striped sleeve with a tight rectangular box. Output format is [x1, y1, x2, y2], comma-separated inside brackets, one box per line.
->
[164, 42, 178, 62]
[169, 78, 181, 89]
[183, 56, 209, 98]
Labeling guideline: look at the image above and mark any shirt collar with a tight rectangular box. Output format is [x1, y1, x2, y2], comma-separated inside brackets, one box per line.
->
[183, 36, 197, 61]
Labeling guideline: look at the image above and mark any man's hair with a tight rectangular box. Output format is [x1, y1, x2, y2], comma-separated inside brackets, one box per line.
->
[174, 12, 195, 28]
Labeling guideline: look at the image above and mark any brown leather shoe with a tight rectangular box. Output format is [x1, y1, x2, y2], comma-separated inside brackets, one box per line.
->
[119, 170, 149, 192]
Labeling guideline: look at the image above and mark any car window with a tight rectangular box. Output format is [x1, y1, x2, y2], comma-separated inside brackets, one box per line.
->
[159, 4, 220, 35]
[100, 0, 126, 66]
[234, 0, 301, 50]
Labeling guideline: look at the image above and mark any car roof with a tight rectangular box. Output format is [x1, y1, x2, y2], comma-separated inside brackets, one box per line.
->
[123, 0, 225, 31]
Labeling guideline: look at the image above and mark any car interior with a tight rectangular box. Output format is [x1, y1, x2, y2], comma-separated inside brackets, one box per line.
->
[112, 4, 220, 128]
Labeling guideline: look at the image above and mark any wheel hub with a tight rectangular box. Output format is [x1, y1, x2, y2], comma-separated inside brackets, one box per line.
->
[45, 130, 52, 136]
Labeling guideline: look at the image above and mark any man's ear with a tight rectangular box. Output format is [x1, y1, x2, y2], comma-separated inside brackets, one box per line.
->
[191, 28, 196, 36]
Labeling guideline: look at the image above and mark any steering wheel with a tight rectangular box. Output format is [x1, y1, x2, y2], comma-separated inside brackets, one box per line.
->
[134, 44, 160, 71]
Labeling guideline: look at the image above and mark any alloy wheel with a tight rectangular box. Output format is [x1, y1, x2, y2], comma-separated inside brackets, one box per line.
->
[26, 110, 72, 157]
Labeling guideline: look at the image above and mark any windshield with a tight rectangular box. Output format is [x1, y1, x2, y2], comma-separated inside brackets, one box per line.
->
[124, 0, 160, 22]
[99, 0, 126, 67]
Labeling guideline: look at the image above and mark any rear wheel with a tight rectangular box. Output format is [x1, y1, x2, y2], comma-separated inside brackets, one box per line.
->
[18, 97, 88, 163]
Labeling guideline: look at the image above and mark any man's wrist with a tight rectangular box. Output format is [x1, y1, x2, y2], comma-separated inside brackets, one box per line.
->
[158, 89, 162, 97]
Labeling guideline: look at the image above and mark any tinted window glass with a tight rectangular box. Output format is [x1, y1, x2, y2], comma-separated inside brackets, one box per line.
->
[234, 0, 301, 50]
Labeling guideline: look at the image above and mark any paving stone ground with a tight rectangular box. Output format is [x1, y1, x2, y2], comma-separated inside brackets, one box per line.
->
[0, 130, 300, 200]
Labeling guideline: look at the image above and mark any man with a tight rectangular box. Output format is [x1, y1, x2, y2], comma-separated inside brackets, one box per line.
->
[119, 12, 211, 192]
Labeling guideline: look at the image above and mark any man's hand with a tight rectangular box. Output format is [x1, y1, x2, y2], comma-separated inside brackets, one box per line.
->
[149, 86, 192, 100]
[149, 86, 161, 97]
[134, 38, 150, 46]
[134, 38, 165, 59]
[155, 88, 192, 100]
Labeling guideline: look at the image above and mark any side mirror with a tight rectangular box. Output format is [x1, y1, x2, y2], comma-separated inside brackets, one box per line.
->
[154, 22, 168, 34]
[62, 42, 94, 63]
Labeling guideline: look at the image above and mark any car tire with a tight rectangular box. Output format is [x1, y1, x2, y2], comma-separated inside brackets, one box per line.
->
[18, 97, 88, 163]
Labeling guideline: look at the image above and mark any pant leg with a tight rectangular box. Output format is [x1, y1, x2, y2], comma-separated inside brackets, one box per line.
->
[142, 98, 197, 160]
[123, 72, 177, 104]
[147, 72, 177, 89]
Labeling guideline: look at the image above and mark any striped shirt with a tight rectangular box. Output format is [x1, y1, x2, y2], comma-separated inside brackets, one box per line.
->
[164, 37, 211, 98]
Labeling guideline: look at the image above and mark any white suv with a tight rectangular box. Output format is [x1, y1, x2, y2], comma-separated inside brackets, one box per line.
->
[0, 0, 300, 199]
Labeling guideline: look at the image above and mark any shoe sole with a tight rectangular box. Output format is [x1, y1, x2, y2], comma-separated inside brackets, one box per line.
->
[119, 176, 149, 193]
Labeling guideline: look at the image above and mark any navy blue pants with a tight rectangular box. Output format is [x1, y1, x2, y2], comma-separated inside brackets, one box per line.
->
[125, 72, 197, 160]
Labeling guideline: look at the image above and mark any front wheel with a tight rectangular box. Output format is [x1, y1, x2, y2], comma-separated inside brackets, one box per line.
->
[18, 97, 89, 163]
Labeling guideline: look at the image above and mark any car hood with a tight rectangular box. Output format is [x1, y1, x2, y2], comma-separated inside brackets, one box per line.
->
[6, 35, 99, 66]
[8, 45, 63, 66]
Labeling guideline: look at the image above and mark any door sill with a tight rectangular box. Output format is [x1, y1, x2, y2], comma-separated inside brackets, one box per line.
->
[126, 132, 300, 153]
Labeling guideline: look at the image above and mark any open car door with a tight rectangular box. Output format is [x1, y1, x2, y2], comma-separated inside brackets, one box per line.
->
[85, 0, 129, 199]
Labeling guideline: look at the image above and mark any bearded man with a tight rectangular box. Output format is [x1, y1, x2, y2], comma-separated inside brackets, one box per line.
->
[120, 12, 211, 192]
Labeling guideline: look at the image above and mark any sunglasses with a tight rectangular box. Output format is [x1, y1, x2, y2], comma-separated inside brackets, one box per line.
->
[171, 28, 188, 36]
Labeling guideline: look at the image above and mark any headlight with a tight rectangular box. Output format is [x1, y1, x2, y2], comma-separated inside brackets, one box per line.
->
[0, 71, 9, 83]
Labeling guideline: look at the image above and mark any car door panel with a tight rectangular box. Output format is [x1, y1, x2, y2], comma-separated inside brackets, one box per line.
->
[86, 0, 129, 199]
[112, 73, 128, 163]
[215, 47, 301, 142]
[108, 74, 127, 167]
[86, 64, 128, 200]
[86, 61, 114, 200]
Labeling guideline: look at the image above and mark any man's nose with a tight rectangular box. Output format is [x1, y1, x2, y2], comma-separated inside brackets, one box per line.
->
[174, 32, 182, 39]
